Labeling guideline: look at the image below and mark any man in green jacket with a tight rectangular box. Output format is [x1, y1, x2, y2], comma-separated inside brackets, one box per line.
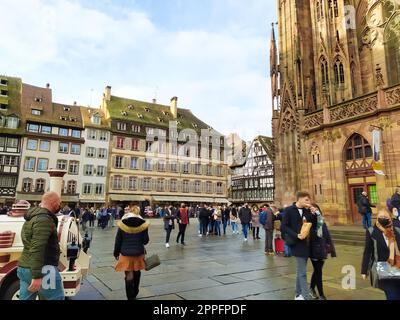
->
[17, 192, 64, 300]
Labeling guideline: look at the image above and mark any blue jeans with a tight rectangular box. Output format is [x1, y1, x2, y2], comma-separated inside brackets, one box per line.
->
[222, 220, 228, 234]
[284, 242, 292, 257]
[215, 221, 221, 236]
[231, 222, 237, 233]
[17, 266, 65, 300]
[295, 257, 311, 299]
[242, 223, 250, 239]
[381, 281, 400, 300]
[361, 212, 372, 229]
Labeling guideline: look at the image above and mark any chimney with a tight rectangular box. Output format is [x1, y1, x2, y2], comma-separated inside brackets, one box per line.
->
[104, 86, 112, 102]
[152, 98, 157, 104]
[170, 96, 178, 119]
[46, 83, 50, 89]
[73, 101, 77, 106]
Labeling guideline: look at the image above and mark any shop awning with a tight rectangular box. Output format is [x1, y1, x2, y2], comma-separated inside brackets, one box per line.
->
[109, 194, 147, 202]
[152, 196, 217, 203]
[213, 198, 230, 204]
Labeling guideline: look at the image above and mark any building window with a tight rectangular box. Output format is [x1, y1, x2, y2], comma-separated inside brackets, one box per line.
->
[84, 165, 94, 176]
[128, 177, 137, 190]
[40, 125, 51, 134]
[216, 166, 223, 176]
[115, 156, 124, 169]
[39, 140, 50, 152]
[71, 130, 81, 138]
[146, 127, 154, 135]
[144, 159, 152, 171]
[59, 128, 68, 136]
[87, 129, 97, 140]
[206, 165, 212, 176]
[59, 143, 69, 153]
[71, 144, 81, 155]
[117, 122, 127, 131]
[131, 139, 139, 151]
[182, 180, 190, 193]
[86, 147, 96, 158]
[183, 163, 190, 174]
[27, 123, 39, 133]
[130, 157, 138, 170]
[95, 184, 104, 195]
[321, 57, 329, 87]
[31, 109, 42, 116]
[334, 58, 345, 85]
[22, 178, 32, 192]
[57, 159, 67, 170]
[170, 162, 177, 172]
[143, 178, 152, 191]
[66, 181, 77, 194]
[195, 180, 201, 193]
[35, 179, 46, 193]
[24, 157, 36, 171]
[158, 142, 166, 154]
[83, 183, 92, 195]
[345, 134, 372, 161]
[206, 181, 212, 193]
[97, 166, 106, 177]
[157, 161, 166, 172]
[112, 176, 123, 190]
[68, 161, 79, 175]
[132, 125, 141, 133]
[6, 138, 18, 149]
[27, 139, 38, 150]
[156, 179, 164, 192]
[98, 148, 107, 159]
[170, 179, 177, 192]
[37, 158, 49, 172]
[171, 144, 178, 155]
[194, 163, 201, 175]
[146, 141, 153, 152]
[91, 115, 101, 125]
[6, 117, 18, 129]
[116, 137, 125, 149]
[99, 131, 108, 141]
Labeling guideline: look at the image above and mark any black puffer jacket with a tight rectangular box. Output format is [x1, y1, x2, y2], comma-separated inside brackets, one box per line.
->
[113, 216, 150, 258]
[309, 223, 337, 260]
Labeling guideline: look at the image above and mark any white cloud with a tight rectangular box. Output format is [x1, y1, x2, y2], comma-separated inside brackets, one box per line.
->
[0, 0, 272, 141]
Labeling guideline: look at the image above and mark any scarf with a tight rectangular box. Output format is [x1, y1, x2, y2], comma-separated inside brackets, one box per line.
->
[376, 221, 400, 267]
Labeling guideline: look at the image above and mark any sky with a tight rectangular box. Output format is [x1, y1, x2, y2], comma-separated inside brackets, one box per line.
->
[1, 0, 277, 141]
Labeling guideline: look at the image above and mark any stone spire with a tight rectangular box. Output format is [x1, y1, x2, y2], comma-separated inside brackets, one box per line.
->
[270, 22, 278, 112]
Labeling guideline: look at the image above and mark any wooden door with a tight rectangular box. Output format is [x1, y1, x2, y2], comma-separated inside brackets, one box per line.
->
[349, 186, 364, 224]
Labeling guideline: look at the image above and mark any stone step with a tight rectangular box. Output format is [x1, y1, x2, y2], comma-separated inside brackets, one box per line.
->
[332, 238, 365, 247]
[330, 233, 366, 242]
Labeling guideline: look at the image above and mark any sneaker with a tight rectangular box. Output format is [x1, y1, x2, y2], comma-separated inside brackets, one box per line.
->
[319, 295, 327, 300]
[294, 295, 305, 300]
[244, 238, 248, 242]
[165, 243, 170, 248]
[181, 242, 186, 246]
[198, 234, 202, 237]
[310, 288, 318, 300]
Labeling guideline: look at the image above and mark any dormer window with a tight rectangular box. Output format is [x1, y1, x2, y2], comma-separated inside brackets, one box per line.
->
[137, 113, 143, 119]
[117, 122, 127, 131]
[132, 125, 141, 133]
[162, 111, 169, 116]
[31, 109, 42, 116]
[0, 79, 8, 86]
[144, 107, 150, 112]
[0, 104, 7, 110]
[157, 117, 164, 123]
[146, 127, 154, 135]
[127, 105, 134, 110]
[34, 97, 43, 103]
[177, 120, 181, 125]
[60, 116, 68, 121]
[121, 111, 128, 116]
[177, 113, 183, 119]
[64, 106, 71, 111]
[192, 123, 198, 128]
[91, 115, 101, 125]
[69, 117, 77, 122]
[6, 116, 19, 129]
[0, 90, 8, 97]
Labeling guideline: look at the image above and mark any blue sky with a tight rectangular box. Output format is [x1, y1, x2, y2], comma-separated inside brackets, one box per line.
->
[1, 0, 277, 141]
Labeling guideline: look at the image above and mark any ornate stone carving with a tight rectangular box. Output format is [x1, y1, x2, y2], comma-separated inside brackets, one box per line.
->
[329, 95, 378, 122]
[322, 129, 342, 143]
[385, 85, 400, 105]
[304, 111, 323, 129]
[280, 108, 298, 134]
[376, 64, 385, 88]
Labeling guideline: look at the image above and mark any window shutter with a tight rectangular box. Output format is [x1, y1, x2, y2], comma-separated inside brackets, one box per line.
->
[125, 138, 131, 151]
[165, 179, 170, 192]
[112, 156, 116, 168]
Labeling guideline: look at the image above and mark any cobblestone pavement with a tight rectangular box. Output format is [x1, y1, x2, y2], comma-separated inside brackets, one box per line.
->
[71, 219, 384, 300]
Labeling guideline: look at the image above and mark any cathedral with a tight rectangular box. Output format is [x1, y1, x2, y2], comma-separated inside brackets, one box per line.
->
[271, 0, 400, 225]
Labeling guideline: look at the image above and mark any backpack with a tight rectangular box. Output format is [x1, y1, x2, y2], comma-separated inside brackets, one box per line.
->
[259, 211, 266, 225]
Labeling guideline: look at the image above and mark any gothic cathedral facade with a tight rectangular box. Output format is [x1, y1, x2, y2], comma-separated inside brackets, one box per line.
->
[272, 0, 400, 224]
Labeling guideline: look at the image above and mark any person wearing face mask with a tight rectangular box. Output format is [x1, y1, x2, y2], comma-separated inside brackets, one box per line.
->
[361, 208, 400, 300]
[392, 207, 400, 227]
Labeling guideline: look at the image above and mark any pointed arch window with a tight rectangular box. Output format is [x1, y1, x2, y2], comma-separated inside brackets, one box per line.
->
[321, 57, 329, 87]
[345, 134, 372, 161]
[334, 58, 345, 85]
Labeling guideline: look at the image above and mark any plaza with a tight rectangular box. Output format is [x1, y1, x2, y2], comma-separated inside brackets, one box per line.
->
[73, 219, 384, 300]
